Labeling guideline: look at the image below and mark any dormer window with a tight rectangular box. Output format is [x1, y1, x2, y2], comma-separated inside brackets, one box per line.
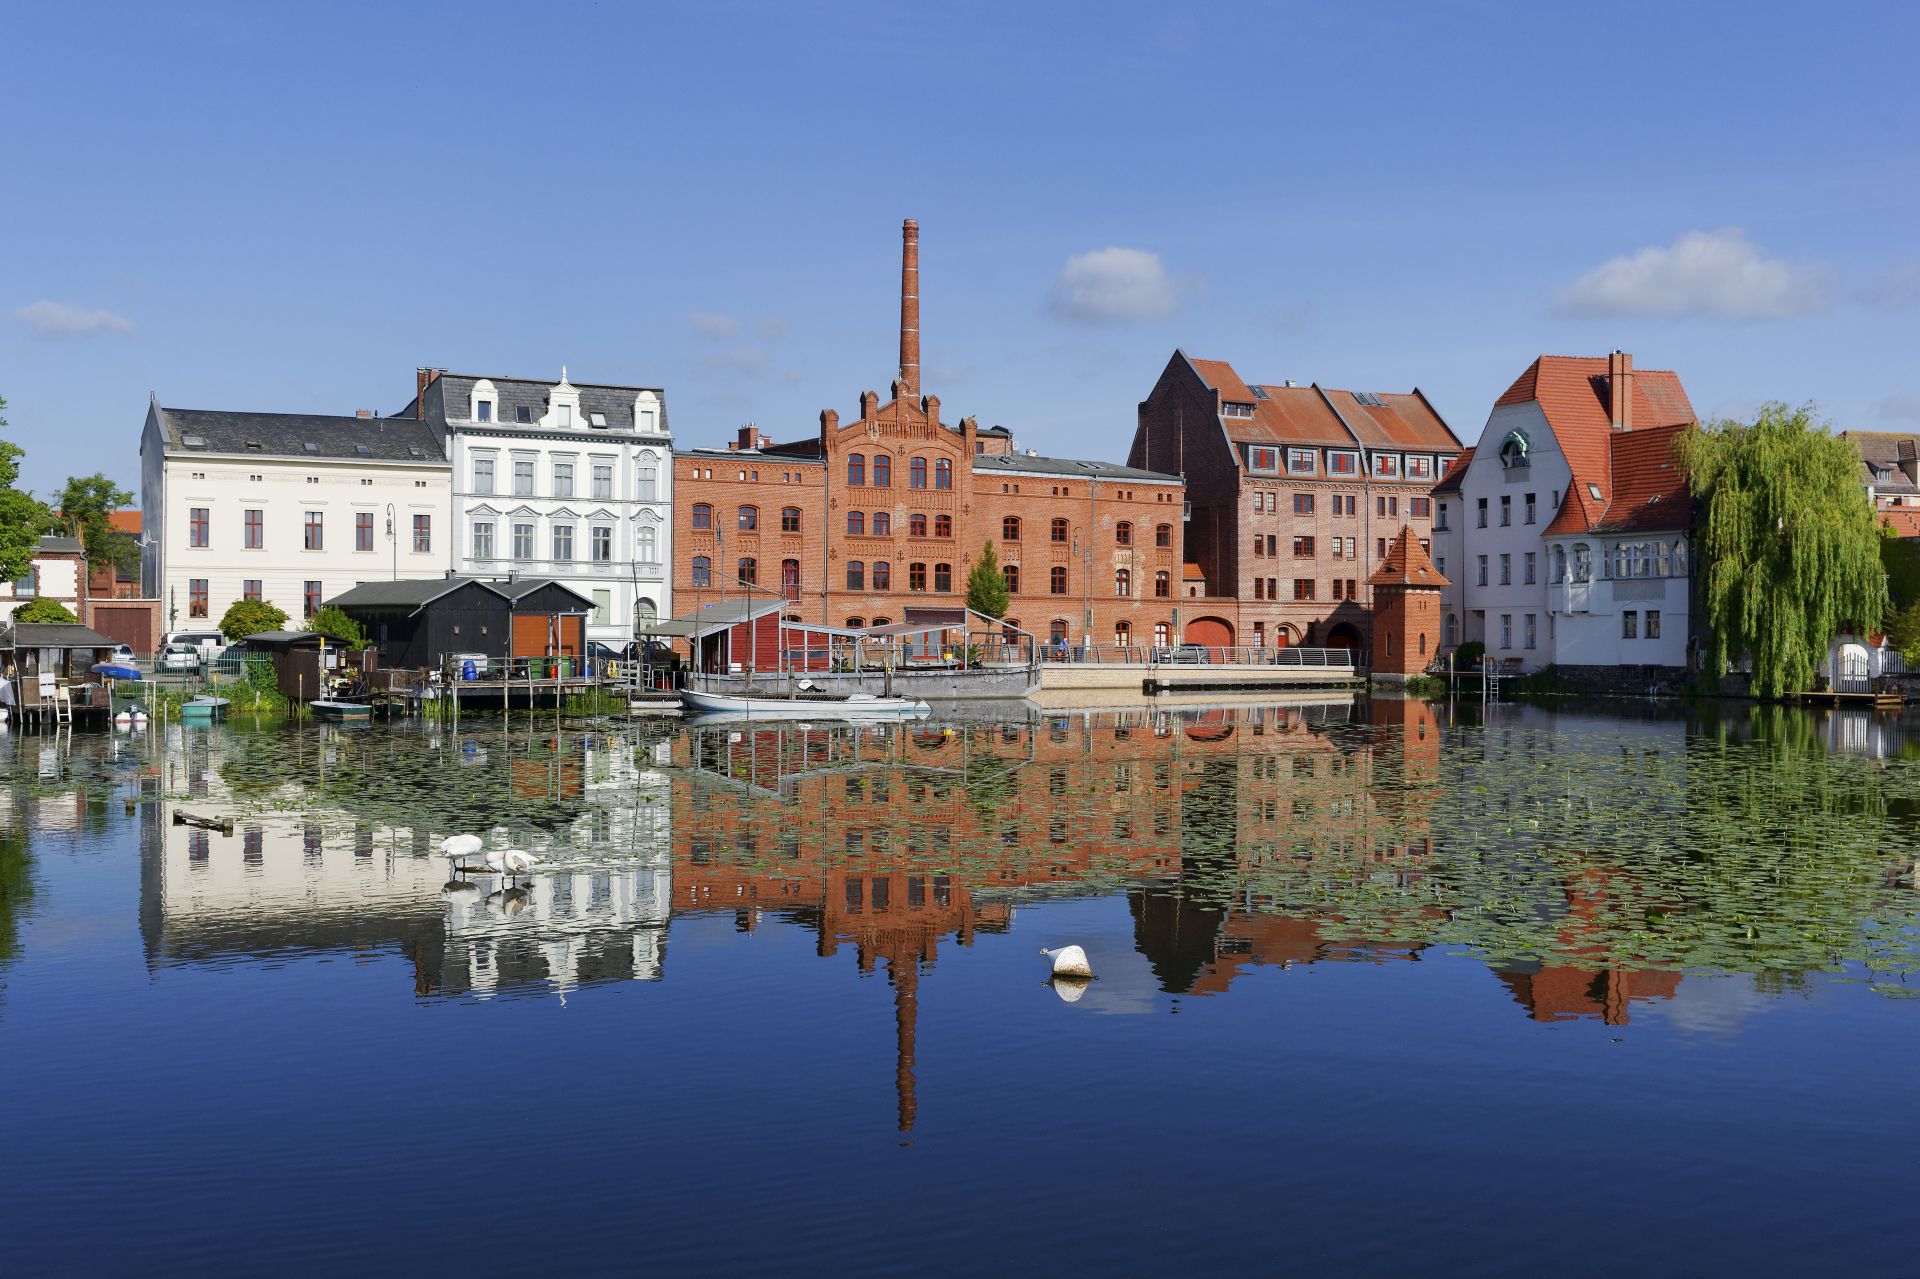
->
[516, 406, 531, 423]
[1287, 448, 1316, 476]
[589, 412, 608, 429]
[1499, 431, 1530, 470]
[476, 400, 492, 422]
[558, 405, 573, 428]
[1222, 401, 1255, 419]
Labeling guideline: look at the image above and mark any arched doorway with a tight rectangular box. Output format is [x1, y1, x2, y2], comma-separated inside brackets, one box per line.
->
[1325, 622, 1363, 656]
[1184, 616, 1234, 652]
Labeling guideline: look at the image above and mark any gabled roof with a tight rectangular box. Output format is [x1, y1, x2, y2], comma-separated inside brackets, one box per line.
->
[1183, 354, 1462, 452]
[1432, 448, 1474, 495]
[1842, 430, 1920, 493]
[1495, 355, 1695, 537]
[972, 452, 1181, 484]
[4, 622, 118, 650]
[410, 371, 667, 437]
[35, 535, 84, 556]
[1368, 526, 1449, 589]
[324, 575, 593, 615]
[1543, 421, 1692, 537]
[156, 407, 446, 465]
[1880, 509, 1920, 539]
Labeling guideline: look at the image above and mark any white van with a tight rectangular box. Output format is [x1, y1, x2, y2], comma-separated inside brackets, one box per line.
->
[162, 630, 227, 664]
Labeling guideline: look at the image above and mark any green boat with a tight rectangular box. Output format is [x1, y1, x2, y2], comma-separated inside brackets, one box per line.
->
[179, 696, 229, 723]
[310, 700, 372, 722]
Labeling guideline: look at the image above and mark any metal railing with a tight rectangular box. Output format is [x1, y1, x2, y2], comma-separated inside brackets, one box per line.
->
[1031, 644, 1356, 669]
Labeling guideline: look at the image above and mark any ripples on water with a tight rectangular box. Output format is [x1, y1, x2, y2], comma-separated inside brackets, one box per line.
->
[0, 695, 1916, 1276]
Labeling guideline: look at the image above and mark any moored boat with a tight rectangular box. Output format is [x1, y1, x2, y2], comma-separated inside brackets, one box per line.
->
[680, 689, 930, 719]
[179, 696, 229, 723]
[310, 699, 373, 722]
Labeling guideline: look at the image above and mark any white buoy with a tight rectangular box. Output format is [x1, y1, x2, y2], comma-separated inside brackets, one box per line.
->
[1041, 945, 1093, 978]
[1051, 976, 1092, 1004]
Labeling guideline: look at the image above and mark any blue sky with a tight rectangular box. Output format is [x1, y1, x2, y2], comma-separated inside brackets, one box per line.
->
[3, 1, 1915, 494]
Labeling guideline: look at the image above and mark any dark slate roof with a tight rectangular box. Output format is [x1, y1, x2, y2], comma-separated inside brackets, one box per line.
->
[325, 575, 592, 614]
[35, 535, 84, 555]
[156, 407, 447, 464]
[971, 452, 1181, 484]
[5, 622, 118, 649]
[417, 372, 668, 437]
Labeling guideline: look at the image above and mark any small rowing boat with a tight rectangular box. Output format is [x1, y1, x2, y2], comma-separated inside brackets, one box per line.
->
[310, 699, 372, 722]
[680, 689, 931, 719]
[179, 696, 230, 723]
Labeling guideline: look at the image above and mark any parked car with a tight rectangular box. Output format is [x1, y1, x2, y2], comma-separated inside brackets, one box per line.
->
[163, 630, 226, 664]
[158, 643, 203, 673]
[109, 643, 137, 663]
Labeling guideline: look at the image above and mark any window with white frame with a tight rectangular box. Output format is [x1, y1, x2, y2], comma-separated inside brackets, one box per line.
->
[1287, 448, 1316, 476]
[592, 526, 612, 562]
[1329, 451, 1358, 476]
[552, 460, 575, 498]
[1405, 455, 1433, 480]
[512, 458, 535, 496]
[472, 520, 494, 559]
[552, 524, 575, 561]
[1247, 446, 1279, 473]
[593, 463, 613, 500]
[1372, 453, 1400, 478]
[638, 526, 657, 562]
[636, 464, 658, 502]
[512, 523, 534, 559]
[473, 456, 494, 494]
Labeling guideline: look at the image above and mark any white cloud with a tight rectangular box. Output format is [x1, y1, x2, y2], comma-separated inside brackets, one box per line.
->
[1554, 228, 1833, 322]
[688, 311, 740, 339]
[1046, 247, 1191, 325]
[13, 299, 134, 339]
[1876, 393, 1920, 423]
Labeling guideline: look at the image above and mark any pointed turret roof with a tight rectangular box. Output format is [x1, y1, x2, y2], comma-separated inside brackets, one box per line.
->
[1368, 525, 1449, 589]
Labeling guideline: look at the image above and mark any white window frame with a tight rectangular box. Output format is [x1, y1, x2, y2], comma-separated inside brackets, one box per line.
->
[1247, 446, 1279, 474]
[1286, 448, 1317, 476]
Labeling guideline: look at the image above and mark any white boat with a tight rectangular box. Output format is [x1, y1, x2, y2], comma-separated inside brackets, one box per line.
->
[680, 689, 931, 719]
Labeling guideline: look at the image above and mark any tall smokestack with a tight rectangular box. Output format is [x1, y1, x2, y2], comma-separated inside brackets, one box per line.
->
[899, 218, 920, 397]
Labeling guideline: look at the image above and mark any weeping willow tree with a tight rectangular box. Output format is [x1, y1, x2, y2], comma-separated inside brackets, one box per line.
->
[1679, 403, 1886, 699]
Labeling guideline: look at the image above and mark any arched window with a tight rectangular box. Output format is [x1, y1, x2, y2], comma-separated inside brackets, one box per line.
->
[638, 526, 657, 562]
[1499, 430, 1530, 470]
[781, 506, 801, 533]
[1049, 619, 1069, 644]
[1153, 621, 1170, 647]
[909, 562, 927, 591]
[1050, 565, 1068, 594]
[1050, 518, 1069, 543]
[1419, 632, 1428, 655]
[872, 561, 891, 590]
[909, 513, 927, 537]
[635, 597, 658, 630]
[935, 514, 952, 538]
[1115, 568, 1132, 597]
[847, 511, 865, 535]
[781, 559, 800, 599]
[910, 457, 928, 488]
[1116, 521, 1133, 546]
[847, 616, 864, 629]
[873, 512, 891, 535]
[846, 561, 865, 590]
[1154, 570, 1170, 597]
[1003, 619, 1022, 644]
[691, 503, 712, 530]
[1552, 545, 1567, 583]
[870, 617, 891, 627]
[1003, 565, 1020, 594]
[848, 454, 866, 486]
[1115, 621, 1131, 648]
[934, 563, 952, 592]
[1156, 523, 1172, 548]
[1671, 540, 1688, 576]
[691, 555, 712, 587]
[738, 557, 757, 585]
[873, 454, 891, 487]
[738, 505, 757, 531]
[1003, 516, 1021, 541]
[934, 458, 952, 489]
[1572, 544, 1592, 583]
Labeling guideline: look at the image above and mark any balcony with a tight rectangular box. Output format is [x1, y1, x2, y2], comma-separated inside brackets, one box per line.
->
[1548, 580, 1592, 614]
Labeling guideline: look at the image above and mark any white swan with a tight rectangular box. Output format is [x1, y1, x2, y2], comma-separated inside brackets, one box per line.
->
[441, 833, 484, 869]
[484, 849, 541, 884]
[1041, 945, 1093, 978]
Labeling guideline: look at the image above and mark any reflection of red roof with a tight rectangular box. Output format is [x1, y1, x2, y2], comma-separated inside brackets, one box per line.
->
[1499, 355, 1696, 536]
[1432, 447, 1474, 495]
[1368, 525, 1449, 588]
[1185, 355, 1462, 453]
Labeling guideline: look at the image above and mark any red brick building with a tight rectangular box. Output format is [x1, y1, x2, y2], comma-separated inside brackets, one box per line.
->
[673, 221, 1189, 653]
[1130, 352, 1463, 653]
[1368, 525, 1449, 679]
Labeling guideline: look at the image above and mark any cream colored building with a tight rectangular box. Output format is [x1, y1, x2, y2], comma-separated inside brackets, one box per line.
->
[139, 400, 452, 631]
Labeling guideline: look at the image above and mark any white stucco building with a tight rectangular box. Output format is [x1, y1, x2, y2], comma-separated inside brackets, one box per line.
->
[403, 369, 672, 649]
[1432, 352, 1696, 676]
[139, 402, 451, 631]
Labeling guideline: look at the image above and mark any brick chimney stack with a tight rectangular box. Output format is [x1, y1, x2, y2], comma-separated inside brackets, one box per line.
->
[899, 218, 920, 397]
[1608, 350, 1633, 431]
[415, 367, 442, 420]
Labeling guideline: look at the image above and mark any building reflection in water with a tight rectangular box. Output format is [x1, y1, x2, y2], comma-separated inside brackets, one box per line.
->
[134, 696, 1714, 1132]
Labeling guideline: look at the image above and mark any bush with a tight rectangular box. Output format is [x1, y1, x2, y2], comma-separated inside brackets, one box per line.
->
[1453, 640, 1485, 669]
[219, 598, 289, 642]
[306, 604, 368, 649]
[13, 597, 77, 624]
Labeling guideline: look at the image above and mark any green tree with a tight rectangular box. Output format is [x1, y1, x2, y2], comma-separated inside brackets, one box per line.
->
[55, 473, 138, 581]
[1887, 599, 1920, 666]
[306, 604, 368, 649]
[1679, 402, 1887, 699]
[0, 396, 56, 584]
[218, 597, 289, 641]
[14, 597, 78, 624]
[964, 540, 1009, 619]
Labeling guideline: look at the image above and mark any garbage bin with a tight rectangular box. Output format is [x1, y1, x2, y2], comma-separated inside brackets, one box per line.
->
[461, 660, 477, 681]
[556, 657, 573, 679]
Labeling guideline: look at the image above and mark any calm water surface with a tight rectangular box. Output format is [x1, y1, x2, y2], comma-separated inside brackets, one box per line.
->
[1, 695, 1916, 1276]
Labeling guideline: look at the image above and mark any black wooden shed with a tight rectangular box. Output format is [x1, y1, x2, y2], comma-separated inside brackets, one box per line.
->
[325, 576, 593, 674]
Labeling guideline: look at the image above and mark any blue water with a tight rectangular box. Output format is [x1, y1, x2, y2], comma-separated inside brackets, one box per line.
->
[0, 699, 1915, 1276]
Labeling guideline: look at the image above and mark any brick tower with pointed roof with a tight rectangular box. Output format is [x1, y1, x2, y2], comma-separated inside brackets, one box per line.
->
[1368, 524, 1449, 679]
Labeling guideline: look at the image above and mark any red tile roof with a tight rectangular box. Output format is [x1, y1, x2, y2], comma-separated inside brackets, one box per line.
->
[1368, 525, 1449, 588]
[1881, 509, 1920, 538]
[1432, 447, 1474, 495]
[1184, 355, 1463, 453]
[1496, 355, 1695, 537]
[109, 510, 141, 535]
[1586, 422, 1692, 535]
[1182, 562, 1208, 580]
